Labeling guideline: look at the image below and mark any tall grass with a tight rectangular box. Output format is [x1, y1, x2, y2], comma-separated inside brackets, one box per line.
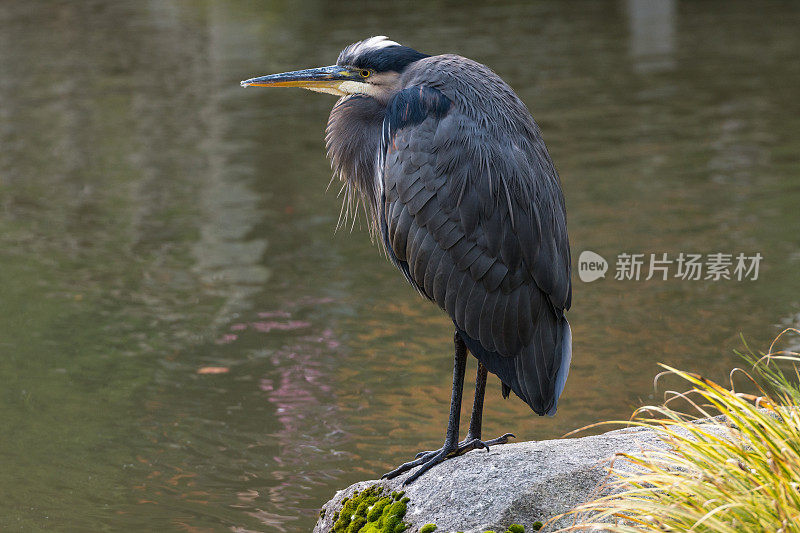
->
[558, 329, 800, 532]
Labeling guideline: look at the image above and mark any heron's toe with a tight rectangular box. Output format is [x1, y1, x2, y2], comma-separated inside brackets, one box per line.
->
[381, 450, 437, 480]
[485, 432, 515, 446]
[401, 448, 453, 486]
[453, 432, 515, 456]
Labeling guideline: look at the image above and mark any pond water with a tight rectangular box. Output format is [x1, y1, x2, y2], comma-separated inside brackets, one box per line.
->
[1, 1, 799, 531]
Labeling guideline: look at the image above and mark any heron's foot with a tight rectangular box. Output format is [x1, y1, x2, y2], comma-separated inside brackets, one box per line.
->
[381, 441, 459, 485]
[414, 432, 516, 459]
[382, 433, 515, 485]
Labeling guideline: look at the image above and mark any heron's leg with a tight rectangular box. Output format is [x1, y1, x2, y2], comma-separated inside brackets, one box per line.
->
[466, 361, 488, 438]
[452, 362, 514, 456]
[416, 362, 515, 458]
[381, 330, 467, 485]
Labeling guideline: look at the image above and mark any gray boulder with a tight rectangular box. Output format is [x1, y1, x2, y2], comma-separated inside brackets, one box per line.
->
[313, 425, 696, 532]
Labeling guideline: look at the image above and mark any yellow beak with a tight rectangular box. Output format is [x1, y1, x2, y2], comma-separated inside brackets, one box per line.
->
[240, 65, 355, 89]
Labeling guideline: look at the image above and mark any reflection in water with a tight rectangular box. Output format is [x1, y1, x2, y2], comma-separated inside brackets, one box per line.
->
[194, 1, 270, 326]
[0, 1, 798, 531]
[627, 0, 676, 73]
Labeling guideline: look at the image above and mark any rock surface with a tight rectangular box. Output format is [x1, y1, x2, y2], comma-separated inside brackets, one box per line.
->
[314, 425, 696, 532]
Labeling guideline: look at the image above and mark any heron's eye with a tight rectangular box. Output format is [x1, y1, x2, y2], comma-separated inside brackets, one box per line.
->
[360, 70, 371, 79]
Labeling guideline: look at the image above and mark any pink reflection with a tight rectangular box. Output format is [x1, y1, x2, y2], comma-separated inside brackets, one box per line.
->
[258, 328, 340, 450]
[215, 333, 238, 344]
[251, 320, 311, 333]
[229, 304, 349, 529]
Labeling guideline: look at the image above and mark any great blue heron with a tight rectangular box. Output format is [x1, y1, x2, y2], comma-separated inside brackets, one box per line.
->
[242, 36, 572, 485]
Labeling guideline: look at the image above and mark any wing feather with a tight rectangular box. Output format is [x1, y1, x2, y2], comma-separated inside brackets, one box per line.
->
[405, 219, 426, 267]
[483, 261, 508, 293]
[405, 185, 436, 215]
[464, 288, 485, 341]
[423, 244, 447, 298]
[390, 206, 413, 261]
[432, 252, 454, 306]
[479, 290, 499, 353]
[454, 273, 475, 329]
[443, 265, 462, 317]
[379, 80, 571, 415]
[437, 221, 463, 249]
[412, 232, 436, 286]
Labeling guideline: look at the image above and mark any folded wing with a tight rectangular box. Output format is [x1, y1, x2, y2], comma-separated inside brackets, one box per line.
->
[379, 85, 572, 415]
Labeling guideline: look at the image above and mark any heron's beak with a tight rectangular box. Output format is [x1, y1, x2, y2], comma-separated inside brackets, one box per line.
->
[240, 65, 355, 93]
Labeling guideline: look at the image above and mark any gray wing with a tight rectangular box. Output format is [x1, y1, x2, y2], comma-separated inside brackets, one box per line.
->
[380, 86, 572, 415]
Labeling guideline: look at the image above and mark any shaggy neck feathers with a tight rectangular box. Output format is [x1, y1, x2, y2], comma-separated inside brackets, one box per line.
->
[325, 95, 385, 237]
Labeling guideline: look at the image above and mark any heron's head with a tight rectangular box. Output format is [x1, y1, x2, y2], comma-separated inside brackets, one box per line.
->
[240, 36, 428, 104]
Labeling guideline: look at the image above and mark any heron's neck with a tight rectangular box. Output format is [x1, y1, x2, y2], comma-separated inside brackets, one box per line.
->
[325, 95, 386, 235]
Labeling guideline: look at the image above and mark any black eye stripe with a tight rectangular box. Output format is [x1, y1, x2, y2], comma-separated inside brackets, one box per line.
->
[339, 45, 429, 74]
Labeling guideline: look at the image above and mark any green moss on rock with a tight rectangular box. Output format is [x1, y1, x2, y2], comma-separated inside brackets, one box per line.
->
[327, 485, 535, 533]
[366, 497, 391, 521]
[349, 516, 368, 532]
[331, 485, 409, 533]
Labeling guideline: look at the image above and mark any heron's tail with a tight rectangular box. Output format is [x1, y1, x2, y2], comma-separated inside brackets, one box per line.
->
[546, 317, 572, 416]
[456, 314, 572, 416]
[513, 313, 572, 416]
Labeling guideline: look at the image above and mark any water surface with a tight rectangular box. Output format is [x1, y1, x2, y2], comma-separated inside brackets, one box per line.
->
[1, 1, 799, 531]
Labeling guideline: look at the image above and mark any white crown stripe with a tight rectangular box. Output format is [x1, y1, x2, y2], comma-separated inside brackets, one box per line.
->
[359, 36, 401, 51]
[338, 36, 402, 64]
